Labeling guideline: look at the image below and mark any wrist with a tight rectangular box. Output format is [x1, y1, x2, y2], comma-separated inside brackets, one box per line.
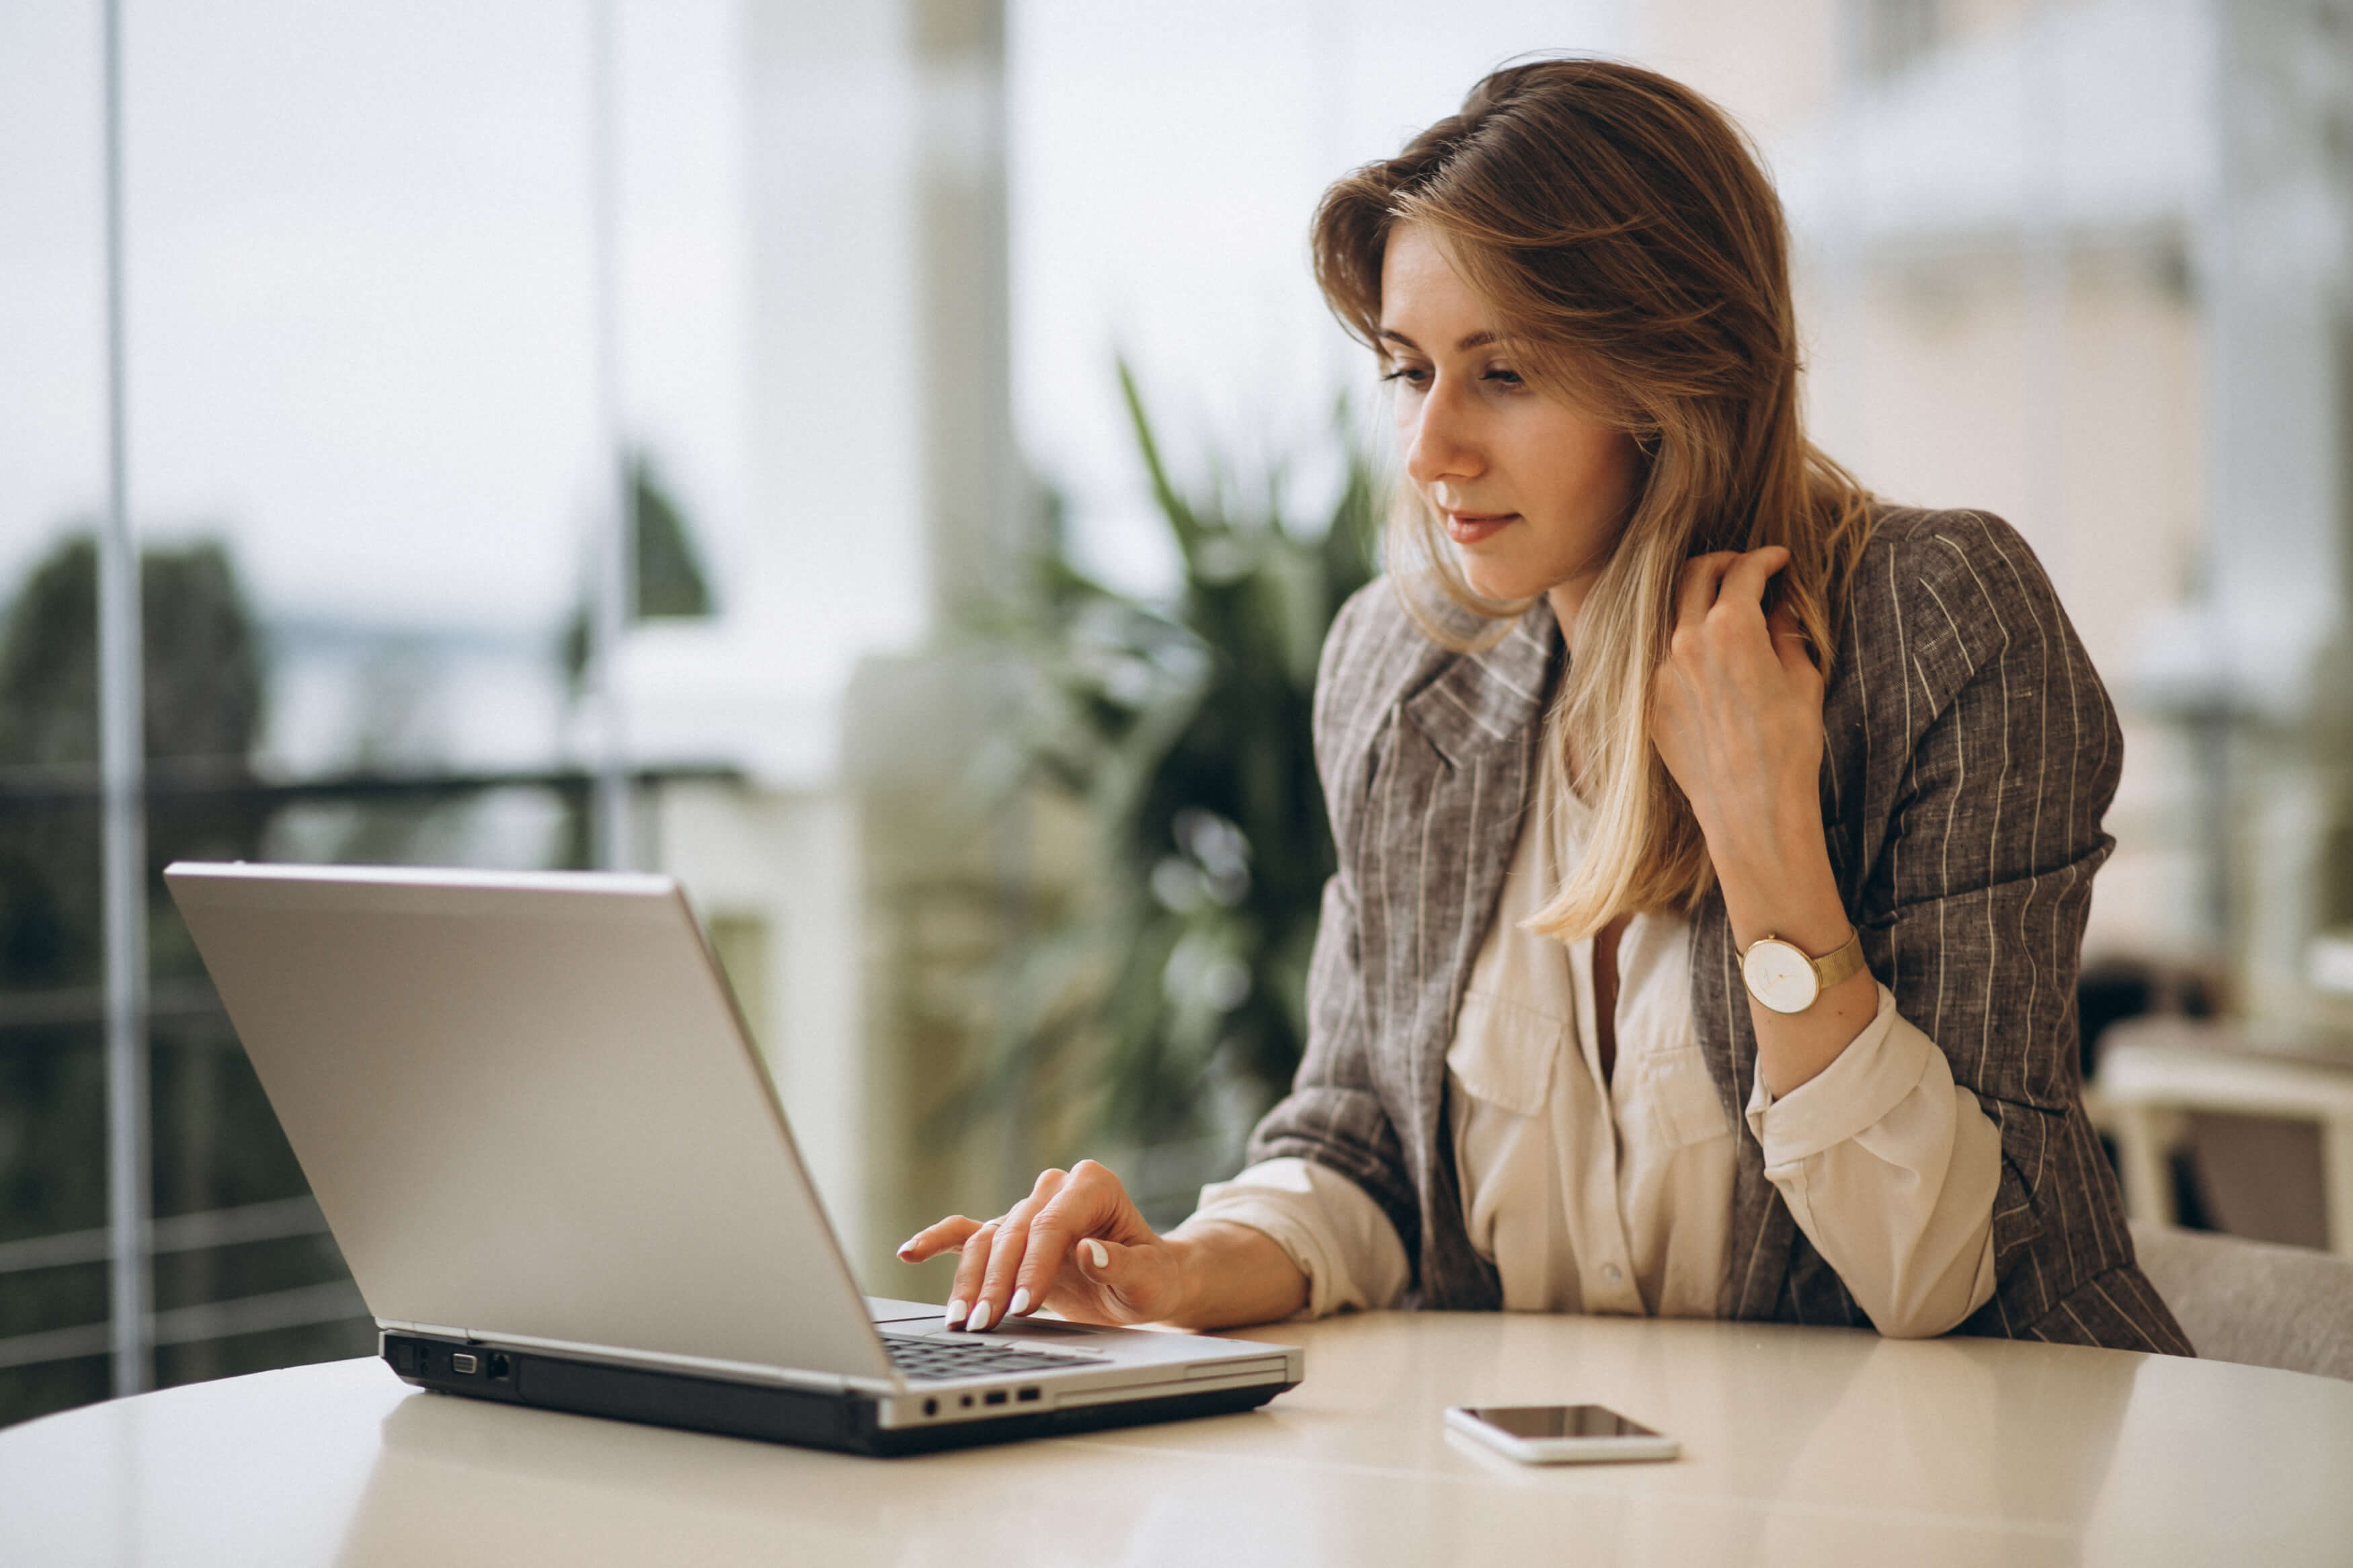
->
[1160, 1226, 1209, 1325]
[1703, 797, 1825, 872]
[1714, 839, 1849, 956]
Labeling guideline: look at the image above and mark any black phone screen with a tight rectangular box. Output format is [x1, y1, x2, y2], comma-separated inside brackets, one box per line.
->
[1462, 1404, 1661, 1440]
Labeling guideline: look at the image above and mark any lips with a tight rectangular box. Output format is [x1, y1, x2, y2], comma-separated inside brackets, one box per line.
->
[1443, 511, 1517, 545]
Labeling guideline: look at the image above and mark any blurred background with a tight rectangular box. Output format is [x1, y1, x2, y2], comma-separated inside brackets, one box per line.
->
[3, 0, 2350, 1429]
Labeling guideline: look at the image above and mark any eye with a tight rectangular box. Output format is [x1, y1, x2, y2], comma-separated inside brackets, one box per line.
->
[1380, 364, 1431, 387]
[1481, 367, 1525, 387]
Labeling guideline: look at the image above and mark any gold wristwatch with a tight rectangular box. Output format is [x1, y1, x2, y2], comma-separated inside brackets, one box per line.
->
[1740, 927, 1867, 1015]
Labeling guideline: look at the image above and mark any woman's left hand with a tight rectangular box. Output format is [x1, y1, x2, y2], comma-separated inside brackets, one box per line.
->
[1648, 546, 1825, 884]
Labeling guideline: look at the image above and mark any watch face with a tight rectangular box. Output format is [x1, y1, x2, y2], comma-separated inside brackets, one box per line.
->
[1743, 940, 1819, 1014]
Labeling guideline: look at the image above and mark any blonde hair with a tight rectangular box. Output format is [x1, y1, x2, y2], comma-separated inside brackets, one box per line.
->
[1311, 57, 1873, 938]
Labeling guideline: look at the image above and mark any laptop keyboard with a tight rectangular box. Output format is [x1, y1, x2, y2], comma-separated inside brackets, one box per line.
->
[881, 1332, 1108, 1383]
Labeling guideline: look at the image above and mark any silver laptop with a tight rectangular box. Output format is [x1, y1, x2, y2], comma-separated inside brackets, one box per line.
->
[163, 861, 1300, 1456]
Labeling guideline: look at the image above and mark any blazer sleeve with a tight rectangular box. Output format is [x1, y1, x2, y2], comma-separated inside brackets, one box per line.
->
[1242, 585, 1425, 1262]
[1835, 513, 2186, 1350]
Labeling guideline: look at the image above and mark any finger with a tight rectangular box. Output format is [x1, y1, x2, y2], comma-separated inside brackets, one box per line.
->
[895, 1214, 983, 1266]
[1673, 551, 1739, 632]
[970, 1169, 1070, 1331]
[1070, 1235, 1154, 1317]
[968, 1218, 1030, 1333]
[1766, 604, 1815, 678]
[1714, 546, 1792, 614]
[945, 1220, 998, 1328]
[1014, 1167, 1122, 1313]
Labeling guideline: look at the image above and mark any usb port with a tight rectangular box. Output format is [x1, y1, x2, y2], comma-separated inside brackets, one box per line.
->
[450, 1352, 479, 1375]
[984, 1390, 1008, 1406]
[1016, 1387, 1041, 1403]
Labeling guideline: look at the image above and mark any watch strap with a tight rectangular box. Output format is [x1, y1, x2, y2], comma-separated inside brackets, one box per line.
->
[1808, 927, 1867, 992]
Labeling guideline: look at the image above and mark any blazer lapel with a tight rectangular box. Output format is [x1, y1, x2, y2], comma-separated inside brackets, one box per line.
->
[1355, 602, 1558, 1308]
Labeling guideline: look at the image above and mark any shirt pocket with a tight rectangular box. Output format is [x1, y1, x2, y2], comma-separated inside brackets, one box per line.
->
[1640, 1044, 1733, 1148]
[1445, 990, 1562, 1117]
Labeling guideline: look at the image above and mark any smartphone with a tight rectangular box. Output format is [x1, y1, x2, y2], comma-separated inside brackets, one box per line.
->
[1444, 1403, 1680, 1464]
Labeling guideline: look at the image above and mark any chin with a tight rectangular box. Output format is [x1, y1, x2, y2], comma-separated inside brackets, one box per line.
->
[1456, 556, 1544, 605]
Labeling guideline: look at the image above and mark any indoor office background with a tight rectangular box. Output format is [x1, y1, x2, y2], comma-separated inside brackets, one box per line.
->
[0, 0, 2346, 1431]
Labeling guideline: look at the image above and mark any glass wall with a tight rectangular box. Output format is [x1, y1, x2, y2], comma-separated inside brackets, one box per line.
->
[0, 0, 749, 1429]
[0, 0, 115, 1430]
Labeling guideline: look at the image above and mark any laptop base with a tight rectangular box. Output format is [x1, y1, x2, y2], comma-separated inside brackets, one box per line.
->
[383, 1332, 1291, 1458]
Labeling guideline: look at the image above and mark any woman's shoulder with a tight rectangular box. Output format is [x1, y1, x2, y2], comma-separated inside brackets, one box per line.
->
[1312, 578, 1450, 768]
[1827, 505, 2120, 833]
[1839, 503, 2091, 709]
[1849, 504, 2057, 610]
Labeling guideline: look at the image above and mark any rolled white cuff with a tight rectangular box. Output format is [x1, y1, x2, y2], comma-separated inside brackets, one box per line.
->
[1190, 1157, 1410, 1318]
[1745, 983, 1915, 1164]
[1745, 985, 2002, 1338]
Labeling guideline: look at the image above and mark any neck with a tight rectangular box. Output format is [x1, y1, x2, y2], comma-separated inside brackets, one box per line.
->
[1545, 567, 1605, 656]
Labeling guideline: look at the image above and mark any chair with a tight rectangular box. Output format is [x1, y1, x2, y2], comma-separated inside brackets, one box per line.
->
[2089, 1016, 2353, 1255]
[2130, 1222, 2353, 1381]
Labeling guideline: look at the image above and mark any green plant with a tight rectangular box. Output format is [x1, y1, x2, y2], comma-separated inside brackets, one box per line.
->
[975, 363, 1378, 1163]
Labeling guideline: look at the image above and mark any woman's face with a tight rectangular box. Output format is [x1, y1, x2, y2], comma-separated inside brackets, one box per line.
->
[1380, 222, 1639, 612]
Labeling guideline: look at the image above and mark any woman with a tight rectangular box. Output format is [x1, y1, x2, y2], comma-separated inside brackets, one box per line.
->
[902, 58, 2189, 1351]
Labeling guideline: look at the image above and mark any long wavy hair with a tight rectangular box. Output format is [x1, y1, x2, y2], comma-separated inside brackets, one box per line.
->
[1311, 56, 1874, 938]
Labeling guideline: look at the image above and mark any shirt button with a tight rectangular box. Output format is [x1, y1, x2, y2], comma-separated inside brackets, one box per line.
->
[1603, 1264, 1624, 1284]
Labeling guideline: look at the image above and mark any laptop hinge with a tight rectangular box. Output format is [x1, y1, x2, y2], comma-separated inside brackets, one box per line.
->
[377, 1317, 458, 1339]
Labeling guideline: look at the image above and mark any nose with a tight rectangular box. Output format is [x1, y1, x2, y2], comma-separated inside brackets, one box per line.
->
[1400, 373, 1482, 497]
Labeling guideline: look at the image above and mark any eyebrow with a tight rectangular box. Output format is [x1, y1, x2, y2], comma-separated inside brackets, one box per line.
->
[1378, 328, 1499, 354]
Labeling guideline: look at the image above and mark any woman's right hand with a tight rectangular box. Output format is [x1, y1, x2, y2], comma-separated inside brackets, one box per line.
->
[896, 1159, 1187, 1332]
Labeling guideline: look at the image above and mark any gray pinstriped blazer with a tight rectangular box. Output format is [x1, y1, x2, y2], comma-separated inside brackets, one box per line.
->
[1247, 506, 2192, 1353]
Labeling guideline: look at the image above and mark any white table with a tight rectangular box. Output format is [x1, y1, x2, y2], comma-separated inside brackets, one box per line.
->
[4, 1311, 2349, 1566]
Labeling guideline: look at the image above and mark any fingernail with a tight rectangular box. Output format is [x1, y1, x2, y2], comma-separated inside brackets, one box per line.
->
[944, 1298, 967, 1328]
[1082, 1239, 1108, 1270]
[1008, 1287, 1031, 1317]
[967, 1300, 994, 1333]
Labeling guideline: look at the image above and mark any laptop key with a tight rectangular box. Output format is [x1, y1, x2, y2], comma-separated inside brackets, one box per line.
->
[880, 1333, 1109, 1381]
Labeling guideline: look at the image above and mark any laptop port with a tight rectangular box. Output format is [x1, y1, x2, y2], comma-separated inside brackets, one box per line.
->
[922, 1397, 939, 1417]
[450, 1352, 479, 1375]
[1017, 1387, 1041, 1403]
[959, 1395, 973, 1408]
[984, 1390, 1008, 1407]
[486, 1352, 512, 1380]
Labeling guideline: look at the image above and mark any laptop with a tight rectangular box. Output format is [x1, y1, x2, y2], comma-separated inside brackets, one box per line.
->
[163, 861, 1301, 1457]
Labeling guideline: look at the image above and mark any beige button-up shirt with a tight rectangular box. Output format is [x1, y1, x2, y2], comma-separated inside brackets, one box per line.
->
[1194, 745, 2002, 1337]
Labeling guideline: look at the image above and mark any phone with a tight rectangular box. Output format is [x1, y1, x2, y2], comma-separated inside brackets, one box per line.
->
[1443, 1403, 1680, 1464]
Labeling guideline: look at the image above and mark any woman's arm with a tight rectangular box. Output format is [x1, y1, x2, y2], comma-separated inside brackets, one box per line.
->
[1800, 516, 2180, 1348]
[896, 1162, 1307, 1332]
[1650, 544, 2002, 1337]
[1649, 546, 1878, 1092]
[1651, 521, 2185, 1350]
[1743, 985, 2001, 1335]
[1164, 1221, 1315, 1328]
